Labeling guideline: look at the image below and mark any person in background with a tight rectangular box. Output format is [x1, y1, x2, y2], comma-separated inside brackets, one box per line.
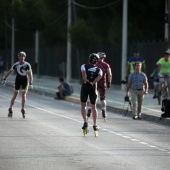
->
[157, 50, 170, 97]
[87, 52, 112, 120]
[126, 62, 148, 120]
[127, 51, 146, 75]
[55, 77, 73, 99]
[0, 56, 5, 78]
[150, 64, 159, 99]
[1, 51, 33, 118]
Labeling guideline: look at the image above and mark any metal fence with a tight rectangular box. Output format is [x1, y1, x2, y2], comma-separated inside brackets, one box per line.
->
[0, 40, 168, 87]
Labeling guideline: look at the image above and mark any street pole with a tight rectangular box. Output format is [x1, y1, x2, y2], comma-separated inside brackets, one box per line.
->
[167, 0, 170, 49]
[165, 0, 169, 42]
[35, 30, 39, 77]
[121, 0, 128, 90]
[66, 0, 72, 82]
[11, 0, 15, 66]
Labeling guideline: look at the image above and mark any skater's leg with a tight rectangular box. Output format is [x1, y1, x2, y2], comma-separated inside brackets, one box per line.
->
[87, 103, 92, 117]
[101, 99, 107, 118]
[9, 91, 19, 110]
[91, 104, 98, 126]
[81, 102, 87, 123]
[99, 87, 107, 118]
[21, 91, 27, 110]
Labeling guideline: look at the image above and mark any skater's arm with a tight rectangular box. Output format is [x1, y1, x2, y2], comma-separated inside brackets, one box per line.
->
[29, 70, 33, 85]
[91, 69, 102, 85]
[107, 67, 112, 87]
[92, 74, 102, 85]
[3, 69, 13, 80]
[81, 70, 90, 83]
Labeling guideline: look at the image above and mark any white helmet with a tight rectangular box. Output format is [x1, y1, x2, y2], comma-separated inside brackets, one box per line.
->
[18, 51, 26, 57]
[97, 52, 106, 58]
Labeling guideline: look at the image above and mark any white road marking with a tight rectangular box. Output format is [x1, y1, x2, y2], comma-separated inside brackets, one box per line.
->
[0, 94, 169, 154]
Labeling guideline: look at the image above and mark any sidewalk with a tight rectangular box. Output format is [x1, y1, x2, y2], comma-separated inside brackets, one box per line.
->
[5, 74, 170, 126]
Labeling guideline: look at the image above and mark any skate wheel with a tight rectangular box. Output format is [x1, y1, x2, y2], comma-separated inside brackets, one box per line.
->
[8, 113, 12, 118]
[94, 131, 98, 137]
[22, 113, 25, 119]
[83, 127, 89, 136]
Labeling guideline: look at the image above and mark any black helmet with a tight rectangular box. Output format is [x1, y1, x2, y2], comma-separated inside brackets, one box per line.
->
[97, 52, 106, 58]
[18, 51, 26, 57]
[89, 53, 99, 64]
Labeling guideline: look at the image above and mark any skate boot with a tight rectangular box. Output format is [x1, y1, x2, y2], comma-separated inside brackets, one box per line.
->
[93, 125, 99, 137]
[82, 122, 89, 136]
[8, 108, 13, 118]
[102, 109, 107, 121]
[87, 108, 91, 118]
[21, 109, 26, 118]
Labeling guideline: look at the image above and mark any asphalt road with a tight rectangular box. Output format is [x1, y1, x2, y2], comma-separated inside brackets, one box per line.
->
[0, 87, 170, 170]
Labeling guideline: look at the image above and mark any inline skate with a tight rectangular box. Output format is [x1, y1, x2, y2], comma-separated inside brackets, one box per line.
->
[93, 125, 99, 137]
[82, 122, 89, 136]
[8, 108, 13, 118]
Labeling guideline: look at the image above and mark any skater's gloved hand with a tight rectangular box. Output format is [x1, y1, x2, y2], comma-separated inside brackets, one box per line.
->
[107, 82, 111, 88]
[29, 84, 33, 90]
[1, 78, 6, 86]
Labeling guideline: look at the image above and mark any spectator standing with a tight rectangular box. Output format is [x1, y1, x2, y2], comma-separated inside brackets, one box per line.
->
[126, 62, 148, 120]
[55, 77, 73, 99]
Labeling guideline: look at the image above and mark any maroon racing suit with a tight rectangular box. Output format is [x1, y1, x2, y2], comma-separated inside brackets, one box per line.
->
[96, 60, 110, 100]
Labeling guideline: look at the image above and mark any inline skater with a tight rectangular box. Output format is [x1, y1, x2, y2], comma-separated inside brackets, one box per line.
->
[1, 51, 33, 118]
[80, 53, 102, 136]
[87, 52, 112, 121]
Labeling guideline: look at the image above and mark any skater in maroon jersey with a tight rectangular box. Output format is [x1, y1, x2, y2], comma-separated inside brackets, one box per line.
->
[87, 52, 112, 120]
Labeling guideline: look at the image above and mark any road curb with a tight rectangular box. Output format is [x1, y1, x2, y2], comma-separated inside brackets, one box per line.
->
[5, 81, 170, 126]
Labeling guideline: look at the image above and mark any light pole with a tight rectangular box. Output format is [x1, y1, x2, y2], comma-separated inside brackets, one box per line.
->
[167, 0, 170, 48]
[66, 0, 72, 82]
[11, 0, 15, 66]
[165, 0, 168, 42]
[35, 30, 39, 77]
[121, 0, 128, 90]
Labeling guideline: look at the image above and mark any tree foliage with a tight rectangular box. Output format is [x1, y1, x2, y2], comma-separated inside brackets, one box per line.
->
[0, 0, 165, 49]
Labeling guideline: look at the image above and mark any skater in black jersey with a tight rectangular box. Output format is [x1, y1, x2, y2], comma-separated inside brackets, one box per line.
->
[80, 53, 102, 135]
[1, 51, 33, 118]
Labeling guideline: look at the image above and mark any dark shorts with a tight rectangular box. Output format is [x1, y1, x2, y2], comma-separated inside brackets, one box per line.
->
[15, 77, 28, 92]
[80, 83, 98, 104]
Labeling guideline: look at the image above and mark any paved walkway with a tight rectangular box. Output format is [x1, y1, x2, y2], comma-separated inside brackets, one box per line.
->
[4, 74, 170, 126]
